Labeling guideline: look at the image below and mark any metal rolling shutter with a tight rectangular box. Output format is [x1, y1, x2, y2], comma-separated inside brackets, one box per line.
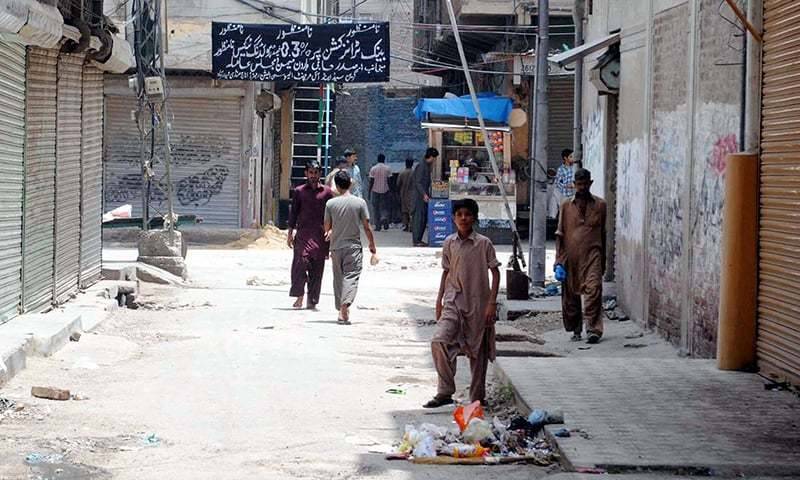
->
[548, 75, 575, 170]
[79, 66, 103, 287]
[22, 47, 57, 313]
[0, 41, 26, 324]
[757, 0, 800, 385]
[104, 94, 242, 227]
[53, 53, 83, 304]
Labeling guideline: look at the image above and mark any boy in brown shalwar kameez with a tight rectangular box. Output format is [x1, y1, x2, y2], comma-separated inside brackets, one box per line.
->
[424, 199, 501, 408]
[555, 168, 607, 344]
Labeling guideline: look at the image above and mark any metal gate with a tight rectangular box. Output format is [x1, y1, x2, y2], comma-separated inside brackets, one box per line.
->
[0, 41, 26, 324]
[757, 0, 800, 385]
[53, 53, 84, 304]
[22, 47, 57, 313]
[548, 76, 575, 170]
[104, 94, 243, 227]
[80, 66, 103, 287]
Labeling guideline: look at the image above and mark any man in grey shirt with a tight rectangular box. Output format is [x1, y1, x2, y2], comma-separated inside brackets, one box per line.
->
[324, 170, 377, 324]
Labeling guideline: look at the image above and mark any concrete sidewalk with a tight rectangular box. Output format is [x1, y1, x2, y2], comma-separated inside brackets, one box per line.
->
[0, 281, 124, 387]
[495, 354, 800, 477]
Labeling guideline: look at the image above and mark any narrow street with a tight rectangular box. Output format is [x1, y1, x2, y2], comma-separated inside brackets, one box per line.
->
[0, 233, 559, 479]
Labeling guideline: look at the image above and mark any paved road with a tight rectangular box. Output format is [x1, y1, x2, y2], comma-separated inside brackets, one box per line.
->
[0, 231, 559, 479]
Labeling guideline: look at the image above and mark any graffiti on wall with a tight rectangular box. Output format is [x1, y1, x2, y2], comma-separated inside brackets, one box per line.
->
[176, 165, 230, 207]
[617, 138, 646, 242]
[582, 108, 604, 196]
[648, 107, 688, 340]
[104, 165, 230, 207]
[690, 102, 739, 357]
[113, 134, 230, 166]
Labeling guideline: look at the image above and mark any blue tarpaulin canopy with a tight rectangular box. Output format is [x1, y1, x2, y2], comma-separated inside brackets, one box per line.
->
[413, 93, 513, 124]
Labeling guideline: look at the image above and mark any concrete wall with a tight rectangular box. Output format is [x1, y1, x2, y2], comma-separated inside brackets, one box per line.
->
[581, 0, 744, 356]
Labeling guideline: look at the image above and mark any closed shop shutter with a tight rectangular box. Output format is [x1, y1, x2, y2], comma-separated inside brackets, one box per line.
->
[0, 41, 26, 324]
[22, 47, 57, 313]
[79, 66, 103, 287]
[104, 93, 242, 227]
[53, 53, 83, 304]
[548, 75, 575, 170]
[757, 0, 800, 385]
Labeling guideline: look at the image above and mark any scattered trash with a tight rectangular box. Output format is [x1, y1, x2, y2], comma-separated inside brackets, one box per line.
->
[31, 386, 70, 401]
[553, 428, 571, 438]
[25, 452, 64, 465]
[386, 388, 406, 395]
[454, 401, 485, 431]
[0, 397, 16, 414]
[765, 381, 790, 391]
[392, 403, 559, 466]
[624, 332, 644, 339]
[257, 326, 275, 330]
[544, 284, 560, 296]
[577, 346, 592, 351]
[527, 409, 563, 428]
[69, 332, 81, 342]
[142, 433, 161, 446]
[70, 394, 90, 401]
[624, 343, 647, 349]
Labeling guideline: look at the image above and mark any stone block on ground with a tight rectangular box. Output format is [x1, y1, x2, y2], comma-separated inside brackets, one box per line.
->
[138, 230, 183, 257]
[102, 265, 137, 282]
[137, 256, 187, 279]
[31, 386, 70, 401]
[135, 262, 187, 285]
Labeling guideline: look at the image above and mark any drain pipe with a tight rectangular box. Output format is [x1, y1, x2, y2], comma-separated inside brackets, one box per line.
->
[744, 0, 762, 152]
[572, 0, 585, 167]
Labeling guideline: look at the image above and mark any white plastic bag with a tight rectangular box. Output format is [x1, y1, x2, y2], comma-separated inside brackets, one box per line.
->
[462, 417, 495, 444]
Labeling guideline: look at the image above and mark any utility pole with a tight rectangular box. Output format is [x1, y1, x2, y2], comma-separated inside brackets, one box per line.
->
[529, 0, 549, 286]
[132, 0, 176, 244]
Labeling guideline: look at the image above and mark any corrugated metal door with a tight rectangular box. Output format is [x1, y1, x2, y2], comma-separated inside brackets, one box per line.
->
[0, 41, 26, 324]
[22, 47, 57, 313]
[548, 76, 575, 170]
[104, 94, 243, 227]
[53, 53, 83, 304]
[757, 0, 800, 385]
[79, 66, 103, 287]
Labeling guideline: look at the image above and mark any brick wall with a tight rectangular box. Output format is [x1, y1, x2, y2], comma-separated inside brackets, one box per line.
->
[334, 86, 434, 183]
[648, 3, 690, 345]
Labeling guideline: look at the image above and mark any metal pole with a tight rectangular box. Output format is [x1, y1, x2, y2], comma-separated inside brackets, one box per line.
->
[529, 0, 549, 286]
[527, 60, 538, 269]
[352, 0, 357, 19]
[573, 0, 584, 167]
[443, 0, 525, 269]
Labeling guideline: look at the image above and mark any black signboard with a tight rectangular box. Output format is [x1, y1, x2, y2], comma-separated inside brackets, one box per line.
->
[211, 22, 390, 83]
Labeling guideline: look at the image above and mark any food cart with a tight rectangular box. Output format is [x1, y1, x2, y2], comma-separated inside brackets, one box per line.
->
[414, 94, 516, 245]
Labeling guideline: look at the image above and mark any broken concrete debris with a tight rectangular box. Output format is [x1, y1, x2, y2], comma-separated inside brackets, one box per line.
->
[31, 387, 70, 401]
[69, 332, 82, 342]
[391, 400, 559, 465]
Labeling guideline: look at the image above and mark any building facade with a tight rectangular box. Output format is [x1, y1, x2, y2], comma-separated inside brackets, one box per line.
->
[0, 0, 133, 323]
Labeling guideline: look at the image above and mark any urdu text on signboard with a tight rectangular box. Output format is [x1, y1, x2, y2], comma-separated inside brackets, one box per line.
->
[212, 22, 390, 83]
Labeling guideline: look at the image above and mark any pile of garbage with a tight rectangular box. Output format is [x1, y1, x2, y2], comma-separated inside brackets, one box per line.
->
[390, 401, 563, 465]
[530, 282, 561, 298]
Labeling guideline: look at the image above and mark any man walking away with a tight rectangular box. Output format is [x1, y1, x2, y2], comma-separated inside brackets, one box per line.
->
[369, 153, 392, 231]
[550, 148, 576, 219]
[555, 168, 607, 344]
[324, 170, 377, 325]
[287, 161, 334, 310]
[424, 198, 500, 408]
[412, 148, 439, 247]
[326, 158, 348, 190]
[343, 148, 363, 198]
[397, 158, 415, 232]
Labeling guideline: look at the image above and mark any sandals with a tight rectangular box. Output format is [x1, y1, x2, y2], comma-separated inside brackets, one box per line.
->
[570, 333, 582, 342]
[337, 317, 351, 325]
[587, 333, 601, 344]
[422, 395, 454, 409]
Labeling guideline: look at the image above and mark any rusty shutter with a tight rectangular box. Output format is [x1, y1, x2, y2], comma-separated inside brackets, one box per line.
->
[22, 47, 57, 313]
[79, 66, 103, 287]
[53, 53, 83, 304]
[104, 93, 243, 227]
[757, 0, 800, 385]
[548, 75, 575, 170]
[0, 41, 26, 324]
